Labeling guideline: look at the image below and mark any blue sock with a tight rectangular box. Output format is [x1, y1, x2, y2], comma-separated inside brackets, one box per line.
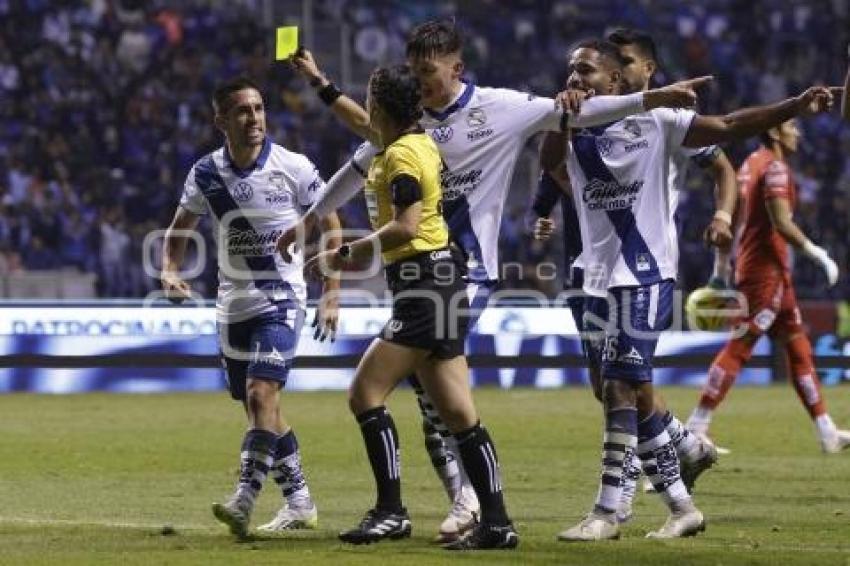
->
[271, 429, 312, 507]
[594, 407, 637, 515]
[236, 429, 276, 504]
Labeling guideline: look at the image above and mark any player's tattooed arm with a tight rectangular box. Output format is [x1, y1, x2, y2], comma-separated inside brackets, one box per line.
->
[290, 48, 379, 145]
[161, 206, 201, 303]
[682, 86, 834, 147]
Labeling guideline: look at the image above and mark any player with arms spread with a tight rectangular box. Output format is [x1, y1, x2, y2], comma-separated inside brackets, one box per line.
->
[161, 77, 342, 538]
[533, 28, 737, 522]
[685, 119, 849, 453]
[281, 18, 704, 542]
[305, 64, 518, 550]
[553, 40, 834, 541]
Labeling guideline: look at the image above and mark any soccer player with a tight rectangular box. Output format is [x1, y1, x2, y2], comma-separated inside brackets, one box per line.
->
[684, 119, 849, 452]
[161, 77, 341, 538]
[554, 39, 834, 541]
[301, 64, 518, 550]
[533, 29, 735, 521]
[283, 19, 704, 541]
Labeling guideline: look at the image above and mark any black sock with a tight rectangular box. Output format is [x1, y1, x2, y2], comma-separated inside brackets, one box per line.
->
[454, 422, 509, 526]
[356, 406, 402, 513]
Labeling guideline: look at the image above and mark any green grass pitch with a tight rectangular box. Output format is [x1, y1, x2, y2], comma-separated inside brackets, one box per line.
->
[1, 387, 849, 565]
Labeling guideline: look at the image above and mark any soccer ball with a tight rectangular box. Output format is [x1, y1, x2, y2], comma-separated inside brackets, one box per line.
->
[685, 286, 732, 331]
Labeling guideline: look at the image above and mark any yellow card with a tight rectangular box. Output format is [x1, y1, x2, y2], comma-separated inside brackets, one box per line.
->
[276, 26, 298, 60]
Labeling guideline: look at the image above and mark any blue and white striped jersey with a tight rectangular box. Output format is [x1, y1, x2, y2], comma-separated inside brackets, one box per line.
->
[180, 138, 325, 322]
[565, 108, 697, 296]
[348, 83, 646, 283]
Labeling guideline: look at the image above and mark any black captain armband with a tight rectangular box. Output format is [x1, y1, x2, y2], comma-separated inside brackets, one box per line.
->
[390, 174, 423, 208]
[318, 82, 343, 106]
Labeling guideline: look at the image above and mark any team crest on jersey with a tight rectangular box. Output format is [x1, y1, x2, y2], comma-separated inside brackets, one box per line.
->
[269, 171, 288, 191]
[467, 108, 487, 128]
[232, 181, 254, 202]
[596, 137, 614, 157]
[623, 119, 642, 139]
[432, 126, 454, 143]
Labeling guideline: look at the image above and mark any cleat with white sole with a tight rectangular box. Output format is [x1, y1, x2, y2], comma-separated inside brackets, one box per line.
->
[339, 507, 412, 545]
[642, 477, 656, 494]
[821, 429, 850, 454]
[557, 513, 620, 542]
[443, 521, 518, 550]
[646, 509, 705, 539]
[436, 484, 479, 543]
[257, 503, 318, 532]
[212, 496, 252, 539]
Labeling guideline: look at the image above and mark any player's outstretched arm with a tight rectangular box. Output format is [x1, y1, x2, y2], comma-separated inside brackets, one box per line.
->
[562, 76, 711, 129]
[162, 206, 201, 302]
[765, 197, 839, 287]
[290, 48, 379, 145]
[682, 86, 834, 148]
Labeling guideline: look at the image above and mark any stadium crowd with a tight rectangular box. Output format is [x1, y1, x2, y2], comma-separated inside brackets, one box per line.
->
[1, 0, 848, 299]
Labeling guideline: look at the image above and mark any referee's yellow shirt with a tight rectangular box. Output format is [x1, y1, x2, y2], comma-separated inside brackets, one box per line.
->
[364, 132, 448, 264]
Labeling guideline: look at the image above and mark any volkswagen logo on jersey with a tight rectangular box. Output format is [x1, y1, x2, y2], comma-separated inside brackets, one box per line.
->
[431, 126, 454, 143]
[232, 181, 254, 202]
[596, 137, 614, 157]
[467, 108, 487, 127]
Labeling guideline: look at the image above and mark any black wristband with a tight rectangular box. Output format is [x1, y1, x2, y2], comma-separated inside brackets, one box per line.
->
[318, 82, 343, 106]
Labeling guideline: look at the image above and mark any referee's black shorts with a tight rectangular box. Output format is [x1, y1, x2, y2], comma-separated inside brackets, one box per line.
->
[381, 247, 470, 359]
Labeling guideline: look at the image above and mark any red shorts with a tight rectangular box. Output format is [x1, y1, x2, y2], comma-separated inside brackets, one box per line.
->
[736, 275, 802, 338]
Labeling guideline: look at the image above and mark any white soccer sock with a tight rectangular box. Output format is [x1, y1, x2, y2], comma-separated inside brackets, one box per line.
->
[686, 406, 713, 435]
[815, 414, 837, 440]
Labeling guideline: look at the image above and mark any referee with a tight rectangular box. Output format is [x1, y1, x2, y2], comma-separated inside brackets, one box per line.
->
[302, 64, 518, 551]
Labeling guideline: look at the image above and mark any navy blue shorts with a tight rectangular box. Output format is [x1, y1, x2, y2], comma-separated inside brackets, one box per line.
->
[218, 308, 305, 401]
[582, 280, 674, 383]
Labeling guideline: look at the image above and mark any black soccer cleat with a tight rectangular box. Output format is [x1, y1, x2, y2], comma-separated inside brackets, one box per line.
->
[443, 521, 519, 550]
[338, 507, 412, 545]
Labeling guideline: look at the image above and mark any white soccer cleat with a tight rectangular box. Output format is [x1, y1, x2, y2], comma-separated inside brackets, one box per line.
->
[681, 438, 719, 493]
[646, 509, 705, 539]
[821, 429, 850, 454]
[257, 503, 318, 532]
[437, 484, 479, 542]
[212, 495, 253, 538]
[693, 431, 731, 455]
[642, 477, 656, 493]
[557, 513, 620, 542]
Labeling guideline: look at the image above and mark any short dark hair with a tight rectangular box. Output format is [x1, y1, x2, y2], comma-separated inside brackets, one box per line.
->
[608, 28, 659, 63]
[572, 38, 625, 68]
[212, 76, 262, 114]
[406, 18, 463, 60]
[369, 65, 423, 128]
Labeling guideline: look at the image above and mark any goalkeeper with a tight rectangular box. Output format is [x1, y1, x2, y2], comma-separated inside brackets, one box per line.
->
[685, 119, 850, 454]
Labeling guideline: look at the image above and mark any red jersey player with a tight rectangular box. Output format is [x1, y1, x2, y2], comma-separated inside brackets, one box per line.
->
[686, 120, 848, 453]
